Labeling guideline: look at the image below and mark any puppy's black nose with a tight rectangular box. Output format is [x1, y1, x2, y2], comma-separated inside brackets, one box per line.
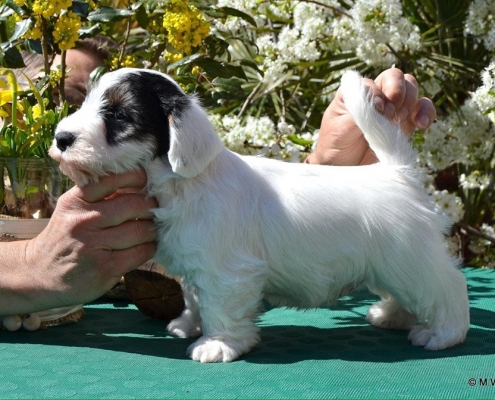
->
[55, 131, 76, 151]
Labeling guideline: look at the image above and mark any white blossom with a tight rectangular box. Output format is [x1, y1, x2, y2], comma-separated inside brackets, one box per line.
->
[419, 99, 494, 171]
[464, 0, 495, 51]
[431, 190, 464, 224]
[209, 114, 313, 162]
[332, 0, 422, 68]
[472, 61, 495, 123]
[469, 224, 495, 268]
[459, 172, 492, 191]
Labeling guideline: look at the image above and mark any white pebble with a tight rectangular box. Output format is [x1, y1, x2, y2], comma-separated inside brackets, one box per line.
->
[3, 315, 22, 331]
[22, 314, 41, 331]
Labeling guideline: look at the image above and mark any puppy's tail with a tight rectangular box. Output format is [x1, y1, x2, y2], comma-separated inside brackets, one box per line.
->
[340, 70, 417, 166]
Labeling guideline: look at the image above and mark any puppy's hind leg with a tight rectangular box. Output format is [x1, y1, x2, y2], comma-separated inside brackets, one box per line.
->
[406, 252, 470, 350]
[167, 284, 203, 338]
[366, 295, 417, 330]
[371, 244, 470, 350]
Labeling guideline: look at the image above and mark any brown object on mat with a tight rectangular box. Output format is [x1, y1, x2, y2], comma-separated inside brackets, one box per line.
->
[125, 269, 185, 321]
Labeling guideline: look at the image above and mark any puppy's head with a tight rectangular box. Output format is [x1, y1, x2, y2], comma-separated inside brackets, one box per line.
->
[50, 68, 223, 186]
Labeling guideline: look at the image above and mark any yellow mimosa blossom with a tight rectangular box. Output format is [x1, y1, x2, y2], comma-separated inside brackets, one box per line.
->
[24, 16, 43, 40]
[148, 16, 167, 35]
[165, 51, 184, 64]
[49, 68, 63, 87]
[121, 55, 139, 68]
[109, 54, 139, 70]
[32, 0, 72, 19]
[53, 11, 81, 50]
[163, 2, 210, 56]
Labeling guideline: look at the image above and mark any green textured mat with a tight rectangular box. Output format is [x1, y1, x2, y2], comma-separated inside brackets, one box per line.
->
[1, 267, 494, 399]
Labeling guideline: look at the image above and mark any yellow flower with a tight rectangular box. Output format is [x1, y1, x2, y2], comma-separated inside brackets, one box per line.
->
[49, 68, 64, 87]
[121, 55, 139, 68]
[13, 0, 26, 6]
[24, 16, 43, 40]
[0, 89, 14, 106]
[108, 54, 139, 70]
[53, 11, 81, 50]
[32, 0, 72, 19]
[165, 51, 184, 64]
[163, 2, 210, 56]
[148, 16, 167, 35]
[32, 104, 42, 119]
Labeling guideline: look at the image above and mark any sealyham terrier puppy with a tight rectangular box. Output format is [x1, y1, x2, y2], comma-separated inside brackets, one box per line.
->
[50, 68, 470, 362]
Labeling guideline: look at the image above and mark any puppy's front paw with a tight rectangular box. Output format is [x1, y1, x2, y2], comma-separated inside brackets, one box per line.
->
[187, 335, 259, 363]
[187, 337, 240, 363]
[167, 314, 202, 338]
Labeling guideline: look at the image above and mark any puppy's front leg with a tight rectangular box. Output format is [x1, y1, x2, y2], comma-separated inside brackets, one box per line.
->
[186, 267, 265, 363]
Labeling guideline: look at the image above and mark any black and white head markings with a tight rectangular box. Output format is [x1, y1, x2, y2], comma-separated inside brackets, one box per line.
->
[50, 68, 221, 185]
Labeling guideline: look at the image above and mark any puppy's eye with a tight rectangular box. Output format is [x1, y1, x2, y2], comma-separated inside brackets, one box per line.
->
[113, 109, 127, 120]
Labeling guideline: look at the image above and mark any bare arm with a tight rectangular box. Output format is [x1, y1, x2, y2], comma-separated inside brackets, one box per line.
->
[0, 170, 157, 316]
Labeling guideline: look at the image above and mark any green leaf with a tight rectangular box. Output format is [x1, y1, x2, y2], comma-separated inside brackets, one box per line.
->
[211, 77, 243, 92]
[167, 53, 205, 72]
[194, 59, 234, 78]
[87, 6, 133, 23]
[1, 46, 24, 68]
[78, 24, 102, 39]
[71, 0, 90, 17]
[240, 59, 263, 75]
[4, 0, 24, 17]
[288, 134, 313, 147]
[220, 6, 257, 27]
[135, 3, 149, 29]
[1, 18, 31, 50]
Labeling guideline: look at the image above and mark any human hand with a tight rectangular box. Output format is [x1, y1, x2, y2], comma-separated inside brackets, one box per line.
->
[22, 170, 157, 312]
[306, 68, 437, 166]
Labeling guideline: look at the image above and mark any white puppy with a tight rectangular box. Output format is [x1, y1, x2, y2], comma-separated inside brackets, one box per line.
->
[50, 68, 470, 363]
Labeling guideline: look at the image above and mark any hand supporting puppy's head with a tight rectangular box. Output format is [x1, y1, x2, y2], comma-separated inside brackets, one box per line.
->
[50, 68, 223, 186]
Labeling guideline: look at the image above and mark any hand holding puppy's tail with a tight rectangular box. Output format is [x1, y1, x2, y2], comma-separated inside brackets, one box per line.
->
[340, 71, 417, 166]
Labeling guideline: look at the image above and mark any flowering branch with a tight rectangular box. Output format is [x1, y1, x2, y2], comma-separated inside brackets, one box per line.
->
[457, 222, 495, 245]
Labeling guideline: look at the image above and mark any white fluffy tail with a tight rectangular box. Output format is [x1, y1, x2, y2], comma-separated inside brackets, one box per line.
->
[340, 70, 417, 166]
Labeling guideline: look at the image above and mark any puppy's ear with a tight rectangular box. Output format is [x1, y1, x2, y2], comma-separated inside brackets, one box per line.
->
[168, 98, 224, 178]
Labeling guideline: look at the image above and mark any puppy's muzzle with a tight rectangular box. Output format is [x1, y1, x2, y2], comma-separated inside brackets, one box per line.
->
[55, 131, 76, 152]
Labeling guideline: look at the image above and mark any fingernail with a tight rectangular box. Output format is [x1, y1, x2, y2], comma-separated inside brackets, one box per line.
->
[384, 103, 396, 120]
[417, 115, 429, 129]
[373, 97, 385, 113]
[397, 108, 409, 124]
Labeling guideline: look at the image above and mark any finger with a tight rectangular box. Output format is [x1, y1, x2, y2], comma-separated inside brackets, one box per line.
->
[94, 193, 158, 227]
[375, 68, 407, 120]
[394, 74, 419, 125]
[402, 97, 436, 135]
[363, 77, 396, 120]
[361, 78, 386, 113]
[412, 97, 436, 129]
[110, 242, 157, 276]
[102, 219, 157, 250]
[77, 169, 148, 203]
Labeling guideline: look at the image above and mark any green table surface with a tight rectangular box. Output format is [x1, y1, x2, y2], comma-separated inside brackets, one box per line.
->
[1, 267, 494, 399]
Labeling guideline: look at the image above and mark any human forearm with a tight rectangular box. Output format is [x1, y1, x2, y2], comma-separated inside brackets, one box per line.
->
[0, 240, 47, 315]
[0, 170, 157, 317]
